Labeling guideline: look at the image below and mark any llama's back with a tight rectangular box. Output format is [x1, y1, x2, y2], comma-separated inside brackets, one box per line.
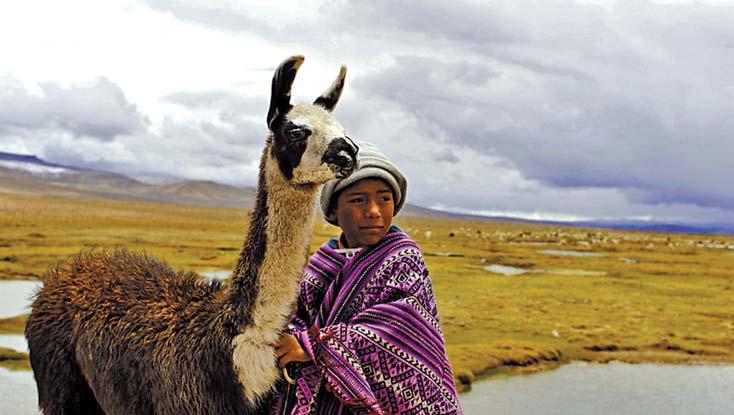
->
[26, 249, 247, 415]
[28, 249, 227, 334]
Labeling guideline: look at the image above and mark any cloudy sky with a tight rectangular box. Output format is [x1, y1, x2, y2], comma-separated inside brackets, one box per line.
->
[1, 0, 733, 224]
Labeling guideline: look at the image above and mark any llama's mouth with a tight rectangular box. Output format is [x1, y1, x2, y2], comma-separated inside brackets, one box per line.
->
[292, 168, 338, 187]
[333, 164, 356, 179]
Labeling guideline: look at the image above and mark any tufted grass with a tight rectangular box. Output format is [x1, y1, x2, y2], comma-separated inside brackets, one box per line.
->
[1, 194, 733, 388]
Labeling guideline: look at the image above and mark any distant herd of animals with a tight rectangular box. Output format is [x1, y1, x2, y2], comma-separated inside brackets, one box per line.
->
[25, 55, 359, 415]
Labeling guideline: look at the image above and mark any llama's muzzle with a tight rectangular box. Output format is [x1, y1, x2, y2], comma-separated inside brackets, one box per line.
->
[323, 137, 358, 178]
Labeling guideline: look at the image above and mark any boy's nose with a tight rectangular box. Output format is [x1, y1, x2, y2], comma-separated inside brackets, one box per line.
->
[366, 200, 381, 218]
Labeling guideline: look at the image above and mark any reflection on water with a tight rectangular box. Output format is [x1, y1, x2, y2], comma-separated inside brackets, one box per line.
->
[483, 264, 529, 276]
[0, 368, 37, 415]
[200, 270, 231, 280]
[2, 362, 733, 415]
[0, 281, 41, 319]
[0, 334, 28, 353]
[459, 362, 734, 415]
[483, 265, 606, 277]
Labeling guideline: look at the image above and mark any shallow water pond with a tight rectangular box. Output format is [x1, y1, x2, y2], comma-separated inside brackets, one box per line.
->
[459, 362, 734, 415]
[483, 265, 605, 277]
[483, 264, 529, 276]
[0, 334, 28, 353]
[540, 250, 605, 257]
[200, 270, 231, 280]
[0, 368, 37, 415]
[3, 362, 733, 415]
[0, 280, 41, 319]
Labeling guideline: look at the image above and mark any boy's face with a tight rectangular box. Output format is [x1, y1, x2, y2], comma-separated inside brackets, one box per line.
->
[335, 178, 395, 248]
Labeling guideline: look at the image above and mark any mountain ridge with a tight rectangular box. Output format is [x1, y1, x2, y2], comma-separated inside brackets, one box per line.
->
[0, 151, 82, 170]
[1, 152, 731, 235]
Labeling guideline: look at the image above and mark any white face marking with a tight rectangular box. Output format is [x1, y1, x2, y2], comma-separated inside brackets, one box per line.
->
[290, 116, 312, 130]
[286, 104, 349, 184]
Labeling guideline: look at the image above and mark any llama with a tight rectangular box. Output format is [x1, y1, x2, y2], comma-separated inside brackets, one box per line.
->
[25, 55, 358, 415]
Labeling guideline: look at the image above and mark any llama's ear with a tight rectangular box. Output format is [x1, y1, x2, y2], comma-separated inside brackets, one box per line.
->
[313, 65, 347, 112]
[267, 55, 304, 131]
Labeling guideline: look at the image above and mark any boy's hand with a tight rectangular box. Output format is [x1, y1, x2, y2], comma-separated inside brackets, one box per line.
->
[274, 334, 311, 368]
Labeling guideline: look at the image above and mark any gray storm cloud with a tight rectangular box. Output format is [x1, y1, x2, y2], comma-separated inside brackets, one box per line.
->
[339, 1, 734, 212]
[4, 0, 733, 223]
[0, 76, 149, 140]
[142, 0, 734, 219]
[0, 78, 266, 186]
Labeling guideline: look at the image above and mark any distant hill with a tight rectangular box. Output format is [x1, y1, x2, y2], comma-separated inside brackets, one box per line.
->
[568, 220, 734, 237]
[0, 151, 731, 235]
[154, 180, 256, 208]
[0, 152, 256, 209]
[0, 151, 82, 177]
[402, 208, 734, 236]
[0, 151, 77, 169]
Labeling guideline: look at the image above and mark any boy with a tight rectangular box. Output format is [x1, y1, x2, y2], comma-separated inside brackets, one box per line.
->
[273, 142, 461, 414]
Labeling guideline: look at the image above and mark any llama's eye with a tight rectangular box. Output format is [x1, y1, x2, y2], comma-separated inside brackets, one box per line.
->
[288, 128, 307, 141]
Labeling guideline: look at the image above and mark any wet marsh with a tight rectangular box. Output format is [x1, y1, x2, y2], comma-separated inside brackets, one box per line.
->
[1, 194, 733, 391]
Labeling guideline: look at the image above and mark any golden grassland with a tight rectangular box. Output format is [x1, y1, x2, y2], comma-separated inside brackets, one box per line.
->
[1, 194, 733, 389]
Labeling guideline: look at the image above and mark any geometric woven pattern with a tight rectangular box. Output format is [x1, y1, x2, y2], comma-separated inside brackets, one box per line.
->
[273, 227, 462, 414]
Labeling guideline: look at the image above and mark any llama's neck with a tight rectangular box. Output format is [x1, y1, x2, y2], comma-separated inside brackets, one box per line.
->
[226, 143, 318, 333]
[227, 143, 318, 400]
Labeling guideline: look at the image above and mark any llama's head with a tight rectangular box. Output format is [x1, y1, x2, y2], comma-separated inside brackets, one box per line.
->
[267, 55, 358, 186]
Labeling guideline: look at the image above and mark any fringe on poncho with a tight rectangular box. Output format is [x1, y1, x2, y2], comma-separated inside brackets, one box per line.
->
[272, 227, 462, 414]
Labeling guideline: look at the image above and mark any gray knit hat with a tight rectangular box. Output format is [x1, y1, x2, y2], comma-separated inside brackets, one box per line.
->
[320, 141, 407, 225]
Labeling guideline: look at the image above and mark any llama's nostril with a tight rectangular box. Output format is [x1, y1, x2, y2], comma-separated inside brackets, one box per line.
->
[337, 150, 351, 161]
[340, 152, 355, 168]
[323, 137, 358, 171]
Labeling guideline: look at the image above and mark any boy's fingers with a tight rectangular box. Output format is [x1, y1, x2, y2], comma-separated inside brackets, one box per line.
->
[278, 353, 292, 368]
[273, 334, 294, 348]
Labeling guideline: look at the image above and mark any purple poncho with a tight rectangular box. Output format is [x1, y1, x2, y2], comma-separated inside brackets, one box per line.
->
[272, 227, 462, 414]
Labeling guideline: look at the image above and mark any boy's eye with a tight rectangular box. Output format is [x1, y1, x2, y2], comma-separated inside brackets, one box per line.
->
[348, 198, 363, 204]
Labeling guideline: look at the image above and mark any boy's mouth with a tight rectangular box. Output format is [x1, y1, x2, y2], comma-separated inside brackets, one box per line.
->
[360, 225, 384, 233]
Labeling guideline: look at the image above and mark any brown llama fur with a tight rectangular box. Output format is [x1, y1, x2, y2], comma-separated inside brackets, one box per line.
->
[25, 56, 357, 415]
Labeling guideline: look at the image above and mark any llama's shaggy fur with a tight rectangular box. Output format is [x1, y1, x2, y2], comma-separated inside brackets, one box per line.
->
[25, 55, 357, 415]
